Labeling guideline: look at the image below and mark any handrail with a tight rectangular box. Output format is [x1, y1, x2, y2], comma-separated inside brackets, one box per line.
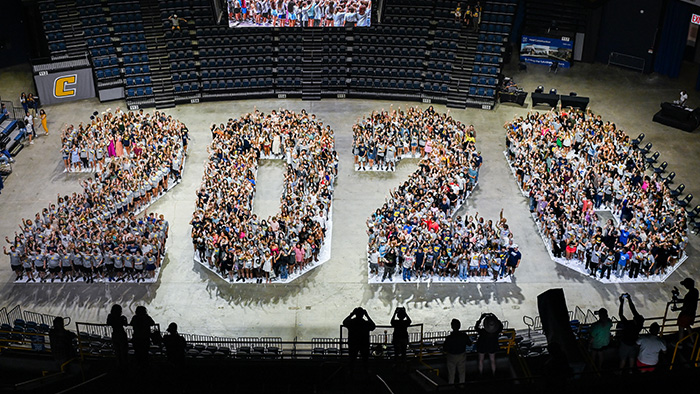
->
[7, 305, 23, 325]
[0, 307, 8, 326]
[70, 321, 520, 362]
[375, 374, 395, 394]
[340, 323, 425, 353]
[55, 372, 108, 394]
[0, 306, 71, 330]
[60, 357, 77, 373]
[670, 332, 699, 370]
[76, 322, 158, 361]
[522, 315, 534, 338]
[0, 329, 50, 352]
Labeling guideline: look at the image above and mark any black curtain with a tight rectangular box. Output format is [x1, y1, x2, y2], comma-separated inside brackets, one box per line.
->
[654, 0, 691, 78]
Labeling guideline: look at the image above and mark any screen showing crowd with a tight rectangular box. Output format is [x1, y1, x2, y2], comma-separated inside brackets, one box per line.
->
[227, 0, 373, 27]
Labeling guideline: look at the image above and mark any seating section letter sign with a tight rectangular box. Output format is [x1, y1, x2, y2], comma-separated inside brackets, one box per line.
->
[54, 74, 77, 98]
[34, 67, 96, 105]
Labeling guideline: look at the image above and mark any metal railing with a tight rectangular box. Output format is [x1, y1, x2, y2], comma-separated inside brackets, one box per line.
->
[7, 305, 23, 325]
[70, 321, 517, 363]
[0, 328, 50, 352]
[0, 307, 8, 326]
[670, 332, 700, 370]
[0, 305, 71, 330]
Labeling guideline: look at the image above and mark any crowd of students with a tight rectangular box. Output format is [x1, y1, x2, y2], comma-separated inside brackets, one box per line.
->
[60, 109, 188, 183]
[505, 109, 688, 281]
[3, 109, 188, 283]
[5, 212, 169, 283]
[228, 0, 371, 27]
[357, 106, 519, 283]
[190, 109, 337, 283]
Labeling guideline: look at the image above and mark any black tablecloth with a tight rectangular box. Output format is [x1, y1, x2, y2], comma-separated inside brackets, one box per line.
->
[531, 92, 560, 107]
[499, 91, 528, 106]
[560, 95, 590, 110]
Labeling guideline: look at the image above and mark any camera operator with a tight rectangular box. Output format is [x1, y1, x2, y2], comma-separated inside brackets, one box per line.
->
[617, 293, 644, 372]
[343, 307, 376, 372]
[390, 307, 412, 367]
[674, 278, 698, 346]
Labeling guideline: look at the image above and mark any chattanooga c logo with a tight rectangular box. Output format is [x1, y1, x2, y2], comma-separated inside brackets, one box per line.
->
[54, 74, 77, 98]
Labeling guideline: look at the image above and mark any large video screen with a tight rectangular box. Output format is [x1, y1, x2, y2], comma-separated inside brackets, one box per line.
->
[520, 35, 573, 68]
[227, 0, 373, 28]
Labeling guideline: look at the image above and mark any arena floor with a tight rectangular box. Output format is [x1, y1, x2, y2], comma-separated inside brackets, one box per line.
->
[1, 61, 699, 339]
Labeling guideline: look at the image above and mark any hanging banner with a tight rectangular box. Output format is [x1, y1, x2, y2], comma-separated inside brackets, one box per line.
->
[520, 35, 574, 68]
[33, 67, 95, 105]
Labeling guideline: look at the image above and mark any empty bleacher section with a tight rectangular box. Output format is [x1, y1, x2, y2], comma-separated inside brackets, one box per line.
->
[83, 0, 121, 93]
[319, 31, 349, 97]
[198, 26, 275, 101]
[40, 0, 89, 60]
[34, 0, 518, 109]
[350, 1, 433, 101]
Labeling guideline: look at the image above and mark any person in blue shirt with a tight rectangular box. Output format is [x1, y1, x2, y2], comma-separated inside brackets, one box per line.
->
[619, 226, 630, 246]
[617, 248, 629, 277]
[378, 242, 387, 260]
[467, 165, 478, 188]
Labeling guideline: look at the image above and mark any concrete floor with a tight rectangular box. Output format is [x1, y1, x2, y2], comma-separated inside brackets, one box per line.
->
[1, 60, 699, 339]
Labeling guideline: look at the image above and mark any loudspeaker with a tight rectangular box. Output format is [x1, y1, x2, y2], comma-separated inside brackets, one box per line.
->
[537, 289, 585, 373]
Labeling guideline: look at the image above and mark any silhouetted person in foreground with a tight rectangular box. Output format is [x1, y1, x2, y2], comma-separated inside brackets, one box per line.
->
[391, 307, 412, 368]
[48, 317, 76, 371]
[162, 322, 187, 367]
[443, 318, 471, 384]
[343, 307, 376, 372]
[475, 313, 503, 376]
[617, 293, 644, 373]
[636, 322, 666, 372]
[107, 304, 129, 370]
[676, 278, 698, 347]
[130, 306, 156, 367]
